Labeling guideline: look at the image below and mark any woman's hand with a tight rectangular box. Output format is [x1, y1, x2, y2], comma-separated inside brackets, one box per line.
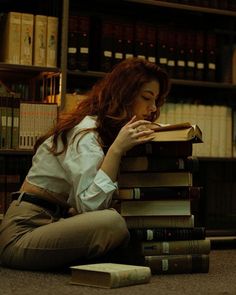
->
[110, 116, 155, 155]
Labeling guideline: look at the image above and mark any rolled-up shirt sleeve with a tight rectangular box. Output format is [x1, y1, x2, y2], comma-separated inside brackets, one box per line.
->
[63, 129, 117, 213]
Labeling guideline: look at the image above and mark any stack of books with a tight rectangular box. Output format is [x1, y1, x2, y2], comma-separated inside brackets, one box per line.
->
[115, 122, 210, 274]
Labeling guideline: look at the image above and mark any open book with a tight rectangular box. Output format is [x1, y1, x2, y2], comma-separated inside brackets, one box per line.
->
[148, 122, 202, 143]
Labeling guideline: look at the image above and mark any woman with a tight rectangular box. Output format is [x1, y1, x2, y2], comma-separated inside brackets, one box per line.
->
[0, 57, 170, 270]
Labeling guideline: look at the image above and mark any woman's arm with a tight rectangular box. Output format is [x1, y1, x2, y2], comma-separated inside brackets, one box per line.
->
[100, 116, 154, 182]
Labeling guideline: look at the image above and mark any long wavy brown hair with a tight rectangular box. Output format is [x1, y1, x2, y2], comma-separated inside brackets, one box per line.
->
[34, 58, 171, 155]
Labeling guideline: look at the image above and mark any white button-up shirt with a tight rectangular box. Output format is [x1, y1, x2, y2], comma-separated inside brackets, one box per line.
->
[26, 116, 118, 213]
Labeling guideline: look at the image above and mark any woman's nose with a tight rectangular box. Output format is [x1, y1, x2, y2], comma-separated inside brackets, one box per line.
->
[149, 103, 157, 112]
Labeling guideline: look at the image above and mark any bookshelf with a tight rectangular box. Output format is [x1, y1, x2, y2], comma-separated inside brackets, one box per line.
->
[0, 0, 62, 217]
[59, 0, 236, 235]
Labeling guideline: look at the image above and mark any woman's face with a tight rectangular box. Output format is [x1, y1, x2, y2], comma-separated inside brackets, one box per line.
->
[132, 80, 160, 121]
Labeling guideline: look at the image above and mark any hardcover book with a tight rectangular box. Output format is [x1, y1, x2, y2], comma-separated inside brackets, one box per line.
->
[129, 227, 206, 241]
[141, 239, 210, 255]
[0, 11, 21, 64]
[148, 122, 202, 143]
[125, 140, 193, 157]
[33, 15, 47, 66]
[120, 156, 199, 173]
[145, 254, 209, 274]
[70, 263, 151, 288]
[118, 172, 193, 188]
[118, 199, 191, 216]
[124, 215, 195, 229]
[46, 16, 58, 67]
[20, 13, 34, 65]
[115, 186, 202, 201]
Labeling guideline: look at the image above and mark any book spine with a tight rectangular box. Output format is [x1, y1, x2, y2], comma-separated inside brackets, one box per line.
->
[141, 239, 211, 255]
[120, 156, 199, 172]
[2, 12, 21, 64]
[100, 19, 113, 72]
[145, 254, 209, 274]
[125, 215, 195, 229]
[116, 186, 202, 200]
[20, 13, 34, 65]
[110, 268, 151, 288]
[46, 16, 58, 67]
[123, 21, 134, 60]
[33, 15, 47, 66]
[134, 22, 147, 60]
[118, 172, 193, 187]
[112, 20, 124, 66]
[77, 15, 90, 71]
[130, 227, 206, 241]
[126, 141, 193, 157]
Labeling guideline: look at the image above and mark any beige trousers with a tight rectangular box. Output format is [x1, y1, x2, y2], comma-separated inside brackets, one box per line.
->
[0, 200, 129, 270]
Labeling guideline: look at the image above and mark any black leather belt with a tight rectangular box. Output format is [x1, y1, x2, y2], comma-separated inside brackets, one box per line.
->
[11, 192, 63, 214]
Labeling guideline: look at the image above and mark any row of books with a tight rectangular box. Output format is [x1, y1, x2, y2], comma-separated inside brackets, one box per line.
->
[162, 0, 236, 10]
[0, 11, 58, 67]
[67, 15, 227, 82]
[0, 97, 58, 149]
[159, 102, 233, 158]
[111, 123, 210, 275]
[0, 154, 32, 215]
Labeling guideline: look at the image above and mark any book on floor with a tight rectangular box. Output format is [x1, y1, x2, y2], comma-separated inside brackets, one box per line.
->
[140, 239, 211, 255]
[144, 254, 209, 274]
[70, 263, 151, 288]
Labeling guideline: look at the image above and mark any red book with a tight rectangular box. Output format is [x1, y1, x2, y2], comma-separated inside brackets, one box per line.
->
[123, 21, 135, 60]
[134, 22, 147, 60]
[112, 21, 124, 66]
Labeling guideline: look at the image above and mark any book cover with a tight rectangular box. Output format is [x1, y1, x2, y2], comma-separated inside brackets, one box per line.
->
[124, 215, 195, 229]
[33, 14, 47, 66]
[129, 227, 206, 241]
[115, 186, 202, 201]
[141, 239, 210, 255]
[145, 254, 209, 274]
[118, 172, 193, 188]
[120, 156, 199, 173]
[118, 199, 191, 216]
[70, 263, 151, 288]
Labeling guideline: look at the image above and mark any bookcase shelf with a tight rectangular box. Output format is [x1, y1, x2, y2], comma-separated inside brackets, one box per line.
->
[67, 69, 236, 90]
[0, 149, 34, 155]
[125, 0, 236, 17]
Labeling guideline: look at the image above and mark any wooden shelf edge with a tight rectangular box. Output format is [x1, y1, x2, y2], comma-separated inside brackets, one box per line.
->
[67, 70, 236, 90]
[0, 149, 34, 155]
[124, 0, 236, 17]
[0, 62, 61, 73]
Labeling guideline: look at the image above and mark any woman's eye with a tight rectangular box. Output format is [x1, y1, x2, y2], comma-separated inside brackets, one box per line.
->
[142, 96, 150, 101]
